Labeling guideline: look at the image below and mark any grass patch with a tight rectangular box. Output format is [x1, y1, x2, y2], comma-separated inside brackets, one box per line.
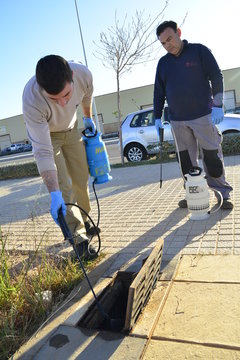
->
[0, 236, 101, 360]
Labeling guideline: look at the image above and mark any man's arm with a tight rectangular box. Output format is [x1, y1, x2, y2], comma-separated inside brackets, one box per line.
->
[82, 103, 92, 119]
[41, 170, 59, 192]
[200, 44, 223, 106]
[153, 61, 166, 119]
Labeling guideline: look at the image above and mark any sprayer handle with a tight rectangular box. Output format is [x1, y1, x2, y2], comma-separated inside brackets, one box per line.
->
[188, 166, 202, 176]
[57, 208, 74, 244]
[82, 128, 98, 138]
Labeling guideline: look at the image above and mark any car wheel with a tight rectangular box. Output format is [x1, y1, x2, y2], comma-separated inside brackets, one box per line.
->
[125, 143, 147, 162]
[222, 130, 240, 135]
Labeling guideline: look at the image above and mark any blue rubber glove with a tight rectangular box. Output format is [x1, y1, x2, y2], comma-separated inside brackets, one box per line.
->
[83, 117, 96, 134]
[211, 107, 224, 124]
[50, 191, 67, 225]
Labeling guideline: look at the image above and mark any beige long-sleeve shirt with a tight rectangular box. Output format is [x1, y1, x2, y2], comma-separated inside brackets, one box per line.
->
[22, 61, 93, 174]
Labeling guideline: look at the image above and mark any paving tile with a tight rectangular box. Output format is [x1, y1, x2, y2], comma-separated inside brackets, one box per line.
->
[175, 254, 240, 282]
[216, 248, 233, 254]
[142, 339, 240, 359]
[152, 282, 240, 347]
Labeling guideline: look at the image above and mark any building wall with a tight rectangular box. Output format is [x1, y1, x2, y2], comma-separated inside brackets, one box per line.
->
[223, 67, 240, 108]
[1, 67, 240, 143]
[0, 114, 28, 145]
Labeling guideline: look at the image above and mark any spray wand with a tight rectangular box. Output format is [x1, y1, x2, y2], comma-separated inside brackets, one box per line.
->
[159, 127, 164, 188]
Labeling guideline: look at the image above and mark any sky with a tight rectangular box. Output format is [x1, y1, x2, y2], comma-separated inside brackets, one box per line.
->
[0, 0, 239, 119]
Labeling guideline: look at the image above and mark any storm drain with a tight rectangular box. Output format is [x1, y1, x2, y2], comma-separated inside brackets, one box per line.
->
[78, 238, 164, 332]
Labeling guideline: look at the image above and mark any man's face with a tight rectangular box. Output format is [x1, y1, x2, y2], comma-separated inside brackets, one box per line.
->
[45, 82, 73, 107]
[158, 27, 182, 56]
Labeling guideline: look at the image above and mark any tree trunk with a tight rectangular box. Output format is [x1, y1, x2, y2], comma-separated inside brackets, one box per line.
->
[117, 72, 125, 165]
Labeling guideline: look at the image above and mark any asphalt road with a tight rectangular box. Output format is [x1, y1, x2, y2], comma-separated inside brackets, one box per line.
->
[0, 138, 122, 166]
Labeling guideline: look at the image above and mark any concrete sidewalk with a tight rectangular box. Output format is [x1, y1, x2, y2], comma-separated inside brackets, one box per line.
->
[1, 155, 240, 359]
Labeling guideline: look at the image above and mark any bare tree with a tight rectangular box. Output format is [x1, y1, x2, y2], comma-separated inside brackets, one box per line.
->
[94, 2, 169, 164]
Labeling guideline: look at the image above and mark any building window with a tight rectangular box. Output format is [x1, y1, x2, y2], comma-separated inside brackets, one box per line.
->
[140, 104, 153, 110]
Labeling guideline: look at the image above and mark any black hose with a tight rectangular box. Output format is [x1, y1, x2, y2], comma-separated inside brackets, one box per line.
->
[65, 201, 101, 254]
[92, 178, 100, 228]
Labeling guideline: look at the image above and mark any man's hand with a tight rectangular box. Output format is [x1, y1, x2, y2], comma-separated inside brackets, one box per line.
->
[155, 119, 163, 131]
[211, 107, 224, 125]
[83, 117, 96, 134]
[50, 191, 67, 225]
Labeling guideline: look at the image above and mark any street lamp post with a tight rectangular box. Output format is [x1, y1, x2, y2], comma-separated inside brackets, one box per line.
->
[74, 0, 101, 132]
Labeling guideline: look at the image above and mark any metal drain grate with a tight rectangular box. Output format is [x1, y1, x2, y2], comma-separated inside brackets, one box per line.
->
[124, 238, 164, 330]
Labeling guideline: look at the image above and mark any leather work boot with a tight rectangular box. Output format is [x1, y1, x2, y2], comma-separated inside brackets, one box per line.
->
[178, 199, 187, 208]
[216, 194, 233, 210]
[220, 199, 233, 210]
[84, 221, 101, 236]
[74, 238, 98, 261]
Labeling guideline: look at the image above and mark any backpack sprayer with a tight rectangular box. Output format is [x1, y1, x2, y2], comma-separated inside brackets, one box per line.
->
[159, 124, 223, 220]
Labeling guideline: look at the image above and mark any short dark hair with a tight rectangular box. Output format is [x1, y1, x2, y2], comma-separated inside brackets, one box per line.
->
[156, 21, 178, 37]
[36, 55, 73, 94]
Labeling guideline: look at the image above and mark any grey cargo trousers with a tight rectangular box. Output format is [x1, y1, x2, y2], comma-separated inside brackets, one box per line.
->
[170, 114, 233, 200]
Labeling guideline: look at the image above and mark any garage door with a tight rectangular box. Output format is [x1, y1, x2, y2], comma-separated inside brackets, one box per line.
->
[224, 90, 235, 112]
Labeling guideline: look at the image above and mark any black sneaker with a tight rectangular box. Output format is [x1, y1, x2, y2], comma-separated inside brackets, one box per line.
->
[178, 199, 187, 208]
[84, 221, 101, 236]
[75, 240, 98, 261]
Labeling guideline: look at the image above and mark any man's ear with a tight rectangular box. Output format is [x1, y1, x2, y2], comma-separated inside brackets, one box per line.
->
[177, 28, 181, 37]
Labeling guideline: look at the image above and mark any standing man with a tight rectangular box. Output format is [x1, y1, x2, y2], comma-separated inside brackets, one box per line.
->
[23, 54, 99, 259]
[154, 21, 233, 209]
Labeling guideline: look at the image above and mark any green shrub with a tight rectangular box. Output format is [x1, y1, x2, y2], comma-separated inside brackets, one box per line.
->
[0, 161, 39, 180]
[222, 134, 240, 155]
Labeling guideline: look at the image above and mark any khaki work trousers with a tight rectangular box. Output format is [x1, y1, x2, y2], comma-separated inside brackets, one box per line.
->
[50, 122, 90, 237]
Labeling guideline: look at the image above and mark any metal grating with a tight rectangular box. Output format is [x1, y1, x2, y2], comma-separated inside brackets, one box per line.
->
[124, 238, 164, 330]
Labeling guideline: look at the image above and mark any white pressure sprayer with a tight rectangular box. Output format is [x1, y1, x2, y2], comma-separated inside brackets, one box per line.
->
[185, 166, 210, 220]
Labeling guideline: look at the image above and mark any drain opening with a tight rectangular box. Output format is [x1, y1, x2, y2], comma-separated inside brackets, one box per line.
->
[78, 271, 136, 332]
[78, 238, 164, 333]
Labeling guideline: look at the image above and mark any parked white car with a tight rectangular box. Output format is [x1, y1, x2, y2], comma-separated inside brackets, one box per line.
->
[120, 108, 240, 162]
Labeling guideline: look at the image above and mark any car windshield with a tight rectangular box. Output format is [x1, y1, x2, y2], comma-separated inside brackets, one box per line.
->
[130, 111, 155, 128]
